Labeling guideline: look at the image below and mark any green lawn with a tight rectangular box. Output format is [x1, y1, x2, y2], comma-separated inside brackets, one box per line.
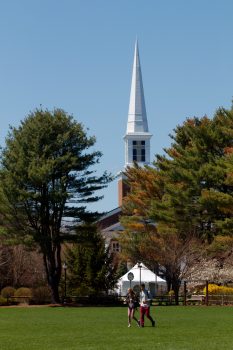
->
[0, 305, 232, 350]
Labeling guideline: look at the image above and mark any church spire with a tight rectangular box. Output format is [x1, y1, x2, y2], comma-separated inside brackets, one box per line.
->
[127, 39, 148, 134]
[124, 40, 152, 167]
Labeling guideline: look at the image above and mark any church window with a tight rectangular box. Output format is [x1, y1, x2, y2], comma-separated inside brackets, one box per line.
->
[132, 140, 146, 162]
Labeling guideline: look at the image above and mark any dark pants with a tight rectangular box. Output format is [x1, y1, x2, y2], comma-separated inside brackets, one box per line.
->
[140, 306, 154, 326]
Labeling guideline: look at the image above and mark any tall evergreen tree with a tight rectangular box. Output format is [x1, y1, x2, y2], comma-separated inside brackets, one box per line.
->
[162, 110, 233, 242]
[0, 108, 111, 303]
[150, 111, 233, 293]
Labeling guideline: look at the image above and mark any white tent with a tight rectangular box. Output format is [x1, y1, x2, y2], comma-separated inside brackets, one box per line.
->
[116, 263, 166, 296]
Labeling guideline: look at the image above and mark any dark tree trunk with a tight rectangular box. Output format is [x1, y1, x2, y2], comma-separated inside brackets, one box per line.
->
[164, 266, 172, 293]
[42, 243, 62, 304]
[165, 266, 181, 305]
[172, 276, 181, 305]
[49, 275, 61, 304]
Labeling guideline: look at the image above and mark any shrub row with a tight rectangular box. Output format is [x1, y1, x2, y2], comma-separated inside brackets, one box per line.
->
[0, 286, 51, 305]
[203, 284, 233, 295]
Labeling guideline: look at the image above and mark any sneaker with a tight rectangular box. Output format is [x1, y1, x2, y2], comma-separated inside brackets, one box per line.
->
[128, 324, 131, 327]
[152, 320, 155, 327]
[137, 320, 140, 327]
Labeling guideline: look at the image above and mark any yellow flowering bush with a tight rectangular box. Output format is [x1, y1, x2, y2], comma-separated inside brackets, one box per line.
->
[203, 284, 233, 295]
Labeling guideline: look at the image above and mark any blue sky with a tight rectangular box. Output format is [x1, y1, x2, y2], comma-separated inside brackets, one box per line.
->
[1, 0, 233, 212]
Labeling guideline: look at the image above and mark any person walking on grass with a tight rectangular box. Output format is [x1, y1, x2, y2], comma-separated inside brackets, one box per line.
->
[125, 288, 140, 327]
[139, 283, 155, 327]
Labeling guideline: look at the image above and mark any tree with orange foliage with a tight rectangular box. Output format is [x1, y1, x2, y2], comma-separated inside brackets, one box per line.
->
[120, 164, 201, 304]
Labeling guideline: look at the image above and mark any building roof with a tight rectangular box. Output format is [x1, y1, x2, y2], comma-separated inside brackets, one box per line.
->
[118, 263, 166, 283]
[97, 207, 122, 230]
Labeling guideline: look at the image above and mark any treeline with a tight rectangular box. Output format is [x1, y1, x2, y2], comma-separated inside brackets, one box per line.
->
[1, 105, 233, 304]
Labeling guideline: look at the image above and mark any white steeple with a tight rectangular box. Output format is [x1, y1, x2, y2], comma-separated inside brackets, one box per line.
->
[124, 40, 152, 167]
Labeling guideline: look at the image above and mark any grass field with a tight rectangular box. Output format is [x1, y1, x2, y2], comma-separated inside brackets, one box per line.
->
[0, 305, 233, 350]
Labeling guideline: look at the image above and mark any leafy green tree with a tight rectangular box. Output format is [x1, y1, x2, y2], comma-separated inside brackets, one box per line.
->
[0, 108, 111, 303]
[65, 226, 117, 295]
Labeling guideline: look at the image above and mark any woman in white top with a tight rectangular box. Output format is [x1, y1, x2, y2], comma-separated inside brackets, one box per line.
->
[139, 283, 155, 327]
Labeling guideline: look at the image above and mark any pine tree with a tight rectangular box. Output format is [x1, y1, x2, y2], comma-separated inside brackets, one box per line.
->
[0, 108, 112, 303]
[65, 226, 117, 295]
